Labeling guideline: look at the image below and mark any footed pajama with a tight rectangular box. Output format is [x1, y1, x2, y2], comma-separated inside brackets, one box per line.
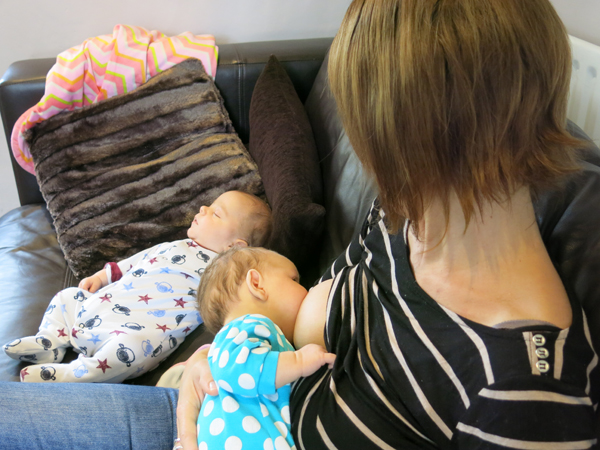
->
[4, 239, 214, 382]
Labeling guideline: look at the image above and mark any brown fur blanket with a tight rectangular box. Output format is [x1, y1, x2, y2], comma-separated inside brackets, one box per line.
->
[26, 58, 264, 279]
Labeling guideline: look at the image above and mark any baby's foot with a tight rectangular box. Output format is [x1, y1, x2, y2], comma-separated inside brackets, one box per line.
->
[4, 335, 66, 364]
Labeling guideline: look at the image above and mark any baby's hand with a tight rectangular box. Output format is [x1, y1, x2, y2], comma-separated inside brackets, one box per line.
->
[296, 344, 336, 377]
[78, 275, 104, 293]
[275, 344, 336, 387]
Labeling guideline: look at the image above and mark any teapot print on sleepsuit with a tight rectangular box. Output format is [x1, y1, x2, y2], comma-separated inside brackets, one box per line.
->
[73, 364, 88, 378]
[35, 337, 52, 350]
[40, 366, 57, 381]
[122, 322, 145, 331]
[113, 304, 131, 316]
[116, 344, 136, 367]
[73, 290, 87, 302]
[79, 315, 102, 330]
[155, 282, 174, 293]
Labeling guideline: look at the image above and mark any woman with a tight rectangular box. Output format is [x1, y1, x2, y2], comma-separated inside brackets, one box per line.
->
[177, 0, 599, 449]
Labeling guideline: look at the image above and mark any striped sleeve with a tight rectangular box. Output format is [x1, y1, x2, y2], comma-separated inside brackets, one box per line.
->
[453, 377, 598, 449]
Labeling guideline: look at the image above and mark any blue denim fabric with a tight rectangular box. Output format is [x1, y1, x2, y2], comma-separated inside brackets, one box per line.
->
[0, 382, 178, 450]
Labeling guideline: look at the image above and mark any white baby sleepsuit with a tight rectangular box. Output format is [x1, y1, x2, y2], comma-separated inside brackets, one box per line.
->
[4, 239, 214, 383]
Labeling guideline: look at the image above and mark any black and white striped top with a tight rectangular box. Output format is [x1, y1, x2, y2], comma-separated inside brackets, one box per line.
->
[291, 201, 599, 449]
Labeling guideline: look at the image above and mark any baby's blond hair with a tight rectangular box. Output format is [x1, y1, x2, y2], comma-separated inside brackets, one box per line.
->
[197, 246, 271, 334]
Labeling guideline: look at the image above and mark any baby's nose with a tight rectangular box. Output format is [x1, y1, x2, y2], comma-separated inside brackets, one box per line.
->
[199, 205, 208, 215]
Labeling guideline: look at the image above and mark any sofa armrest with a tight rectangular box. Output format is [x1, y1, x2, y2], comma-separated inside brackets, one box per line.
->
[0, 59, 53, 206]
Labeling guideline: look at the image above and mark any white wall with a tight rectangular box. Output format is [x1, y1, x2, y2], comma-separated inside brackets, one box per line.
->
[551, 0, 600, 47]
[0, 0, 599, 216]
[0, 0, 352, 216]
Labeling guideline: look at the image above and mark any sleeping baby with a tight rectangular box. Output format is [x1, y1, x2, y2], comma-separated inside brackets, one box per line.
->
[3, 190, 271, 383]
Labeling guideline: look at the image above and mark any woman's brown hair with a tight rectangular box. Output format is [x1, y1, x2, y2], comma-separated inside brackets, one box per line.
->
[329, 0, 583, 233]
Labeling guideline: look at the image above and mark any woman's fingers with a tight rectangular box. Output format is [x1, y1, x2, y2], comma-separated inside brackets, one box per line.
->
[177, 372, 202, 450]
[176, 348, 214, 450]
[198, 370, 218, 397]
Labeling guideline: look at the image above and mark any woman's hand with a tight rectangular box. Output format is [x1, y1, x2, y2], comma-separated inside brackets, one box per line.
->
[176, 347, 219, 450]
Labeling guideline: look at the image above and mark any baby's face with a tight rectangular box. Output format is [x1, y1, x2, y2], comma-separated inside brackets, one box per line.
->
[187, 191, 254, 253]
[259, 251, 308, 341]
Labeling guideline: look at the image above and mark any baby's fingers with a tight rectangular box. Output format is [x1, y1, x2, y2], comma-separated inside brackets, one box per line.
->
[78, 278, 90, 290]
[324, 352, 336, 369]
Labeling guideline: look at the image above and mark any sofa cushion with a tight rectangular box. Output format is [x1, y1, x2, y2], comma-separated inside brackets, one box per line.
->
[0, 205, 72, 382]
[249, 55, 325, 278]
[25, 58, 264, 279]
[304, 52, 378, 275]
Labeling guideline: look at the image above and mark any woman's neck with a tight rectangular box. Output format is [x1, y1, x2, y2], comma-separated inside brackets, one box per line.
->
[408, 187, 542, 276]
[407, 187, 572, 328]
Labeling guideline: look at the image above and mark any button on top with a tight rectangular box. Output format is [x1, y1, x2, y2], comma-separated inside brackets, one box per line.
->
[535, 348, 549, 359]
[532, 334, 546, 346]
[536, 360, 550, 373]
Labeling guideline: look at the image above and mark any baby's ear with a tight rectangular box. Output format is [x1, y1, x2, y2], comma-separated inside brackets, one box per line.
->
[229, 239, 248, 249]
[246, 269, 267, 301]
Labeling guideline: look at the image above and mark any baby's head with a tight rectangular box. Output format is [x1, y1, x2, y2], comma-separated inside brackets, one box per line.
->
[197, 247, 307, 342]
[187, 191, 272, 253]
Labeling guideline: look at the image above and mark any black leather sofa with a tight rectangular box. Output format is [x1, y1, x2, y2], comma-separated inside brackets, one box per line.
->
[1, 37, 600, 395]
[0, 37, 364, 385]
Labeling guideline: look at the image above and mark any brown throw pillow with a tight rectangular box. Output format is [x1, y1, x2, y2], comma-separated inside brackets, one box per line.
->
[26, 58, 264, 279]
[249, 55, 325, 277]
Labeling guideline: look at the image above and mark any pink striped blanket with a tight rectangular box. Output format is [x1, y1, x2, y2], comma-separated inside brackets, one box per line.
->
[12, 24, 219, 174]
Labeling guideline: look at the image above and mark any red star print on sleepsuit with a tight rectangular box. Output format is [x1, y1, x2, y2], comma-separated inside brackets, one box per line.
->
[110, 330, 127, 336]
[174, 298, 187, 308]
[138, 294, 152, 304]
[96, 359, 111, 373]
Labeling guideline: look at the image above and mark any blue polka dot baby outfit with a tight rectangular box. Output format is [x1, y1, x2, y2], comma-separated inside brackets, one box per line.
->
[197, 314, 296, 450]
